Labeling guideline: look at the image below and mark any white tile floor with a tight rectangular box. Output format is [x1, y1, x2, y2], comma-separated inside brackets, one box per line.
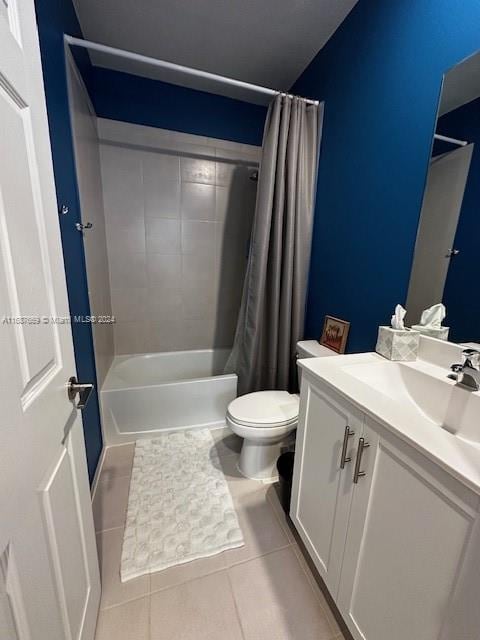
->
[92, 427, 345, 640]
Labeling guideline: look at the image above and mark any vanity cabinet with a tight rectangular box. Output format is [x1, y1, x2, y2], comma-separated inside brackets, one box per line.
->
[290, 382, 364, 596]
[291, 375, 480, 640]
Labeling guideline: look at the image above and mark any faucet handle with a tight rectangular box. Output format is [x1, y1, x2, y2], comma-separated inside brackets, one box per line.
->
[462, 349, 480, 370]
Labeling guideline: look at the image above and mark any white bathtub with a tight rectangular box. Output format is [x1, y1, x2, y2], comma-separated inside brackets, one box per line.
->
[100, 349, 237, 444]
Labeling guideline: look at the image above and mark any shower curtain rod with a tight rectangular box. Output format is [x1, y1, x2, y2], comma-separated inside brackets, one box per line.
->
[434, 133, 468, 147]
[64, 35, 319, 106]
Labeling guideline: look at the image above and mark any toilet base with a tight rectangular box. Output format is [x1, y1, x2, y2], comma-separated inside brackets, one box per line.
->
[238, 437, 285, 481]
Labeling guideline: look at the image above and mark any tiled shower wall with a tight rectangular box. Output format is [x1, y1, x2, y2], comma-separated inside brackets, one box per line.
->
[98, 119, 260, 354]
[67, 56, 114, 385]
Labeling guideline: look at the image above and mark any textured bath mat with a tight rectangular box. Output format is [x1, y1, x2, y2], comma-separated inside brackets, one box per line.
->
[120, 429, 244, 581]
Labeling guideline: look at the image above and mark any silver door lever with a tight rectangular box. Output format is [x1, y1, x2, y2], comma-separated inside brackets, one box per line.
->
[68, 377, 94, 409]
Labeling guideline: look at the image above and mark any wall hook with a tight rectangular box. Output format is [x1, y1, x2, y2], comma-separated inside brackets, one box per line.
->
[75, 222, 93, 232]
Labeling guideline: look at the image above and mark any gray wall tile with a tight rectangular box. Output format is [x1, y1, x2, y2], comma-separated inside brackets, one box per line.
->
[101, 146, 144, 224]
[181, 157, 215, 184]
[107, 226, 146, 255]
[144, 179, 180, 219]
[182, 253, 216, 289]
[181, 183, 215, 221]
[67, 58, 114, 385]
[143, 152, 180, 218]
[147, 319, 185, 352]
[99, 124, 259, 355]
[146, 219, 181, 254]
[183, 314, 217, 351]
[114, 321, 149, 354]
[109, 252, 147, 289]
[215, 161, 236, 187]
[111, 287, 147, 322]
[181, 220, 216, 255]
[147, 286, 183, 318]
[144, 151, 180, 183]
[147, 253, 182, 286]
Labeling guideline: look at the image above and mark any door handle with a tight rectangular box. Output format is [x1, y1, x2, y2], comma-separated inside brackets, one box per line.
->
[68, 376, 94, 409]
[353, 437, 370, 483]
[340, 426, 355, 469]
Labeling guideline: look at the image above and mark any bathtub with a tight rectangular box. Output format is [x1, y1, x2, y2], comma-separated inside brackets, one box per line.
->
[100, 349, 237, 444]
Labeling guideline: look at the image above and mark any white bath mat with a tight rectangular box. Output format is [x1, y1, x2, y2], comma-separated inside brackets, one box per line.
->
[120, 429, 244, 582]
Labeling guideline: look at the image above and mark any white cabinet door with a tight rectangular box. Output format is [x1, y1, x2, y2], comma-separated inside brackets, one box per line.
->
[290, 379, 364, 596]
[338, 418, 477, 640]
[0, 2, 100, 639]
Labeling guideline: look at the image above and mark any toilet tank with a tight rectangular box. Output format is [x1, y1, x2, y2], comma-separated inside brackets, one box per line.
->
[296, 340, 337, 359]
[295, 340, 338, 386]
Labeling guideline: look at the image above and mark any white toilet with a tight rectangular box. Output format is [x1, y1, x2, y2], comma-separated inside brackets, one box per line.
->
[226, 341, 337, 481]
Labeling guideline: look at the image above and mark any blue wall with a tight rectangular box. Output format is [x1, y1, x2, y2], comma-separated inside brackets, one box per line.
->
[293, 0, 480, 352]
[438, 97, 480, 342]
[34, 0, 102, 483]
[91, 67, 267, 146]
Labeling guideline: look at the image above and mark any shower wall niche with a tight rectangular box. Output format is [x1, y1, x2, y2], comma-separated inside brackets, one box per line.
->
[98, 119, 260, 355]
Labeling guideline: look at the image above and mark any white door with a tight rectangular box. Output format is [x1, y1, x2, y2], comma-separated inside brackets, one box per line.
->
[290, 381, 363, 597]
[0, 2, 100, 640]
[406, 144, 473, 325]
[337, 420, 476, 640]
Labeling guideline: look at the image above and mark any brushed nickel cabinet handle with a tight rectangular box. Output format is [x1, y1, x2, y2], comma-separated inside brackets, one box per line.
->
[340, 426, 355, 469]
[353, 437, 370, 483]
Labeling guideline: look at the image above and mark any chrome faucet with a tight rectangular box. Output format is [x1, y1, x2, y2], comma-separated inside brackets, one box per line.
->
[450, 349, 480, 391]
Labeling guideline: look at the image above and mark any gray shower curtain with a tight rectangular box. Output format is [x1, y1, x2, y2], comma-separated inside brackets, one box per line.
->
[227, 94, 321, 395]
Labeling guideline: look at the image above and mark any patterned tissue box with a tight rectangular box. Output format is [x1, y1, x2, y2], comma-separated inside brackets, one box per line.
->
[375, 326, 420, 361]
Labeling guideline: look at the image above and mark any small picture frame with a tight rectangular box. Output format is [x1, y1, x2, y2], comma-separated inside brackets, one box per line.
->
[319, 315, 350, 354]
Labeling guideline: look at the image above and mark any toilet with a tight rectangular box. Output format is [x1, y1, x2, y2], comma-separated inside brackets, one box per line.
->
[227, 341, 337, 481]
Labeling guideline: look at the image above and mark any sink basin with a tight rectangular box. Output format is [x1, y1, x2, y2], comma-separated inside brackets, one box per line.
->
[342, 360, 480, 445]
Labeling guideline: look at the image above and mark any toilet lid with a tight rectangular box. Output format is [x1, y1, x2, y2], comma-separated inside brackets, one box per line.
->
[227, 391, 299, 427]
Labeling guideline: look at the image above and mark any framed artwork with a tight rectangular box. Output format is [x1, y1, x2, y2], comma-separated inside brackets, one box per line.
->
[319, 315, 350, 354]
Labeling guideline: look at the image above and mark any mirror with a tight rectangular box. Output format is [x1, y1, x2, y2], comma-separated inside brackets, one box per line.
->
[406, 50, 480, 346]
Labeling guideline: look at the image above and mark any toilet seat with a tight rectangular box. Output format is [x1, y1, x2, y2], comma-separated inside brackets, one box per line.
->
[227, 414, 298, 430]
[227, 391, 299, 428]
[226, 415, 297, 442]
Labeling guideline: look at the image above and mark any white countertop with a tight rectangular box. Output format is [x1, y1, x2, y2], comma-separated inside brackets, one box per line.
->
[298, 352, 480, 496]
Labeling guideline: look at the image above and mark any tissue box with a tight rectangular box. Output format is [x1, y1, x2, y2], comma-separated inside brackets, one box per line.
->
[411, 325, 450, 341]
[375, 326, 420, 361]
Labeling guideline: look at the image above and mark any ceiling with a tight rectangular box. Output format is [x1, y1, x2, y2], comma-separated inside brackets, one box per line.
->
[439, 50, 480, 116]
[72, 0, 358, 104]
